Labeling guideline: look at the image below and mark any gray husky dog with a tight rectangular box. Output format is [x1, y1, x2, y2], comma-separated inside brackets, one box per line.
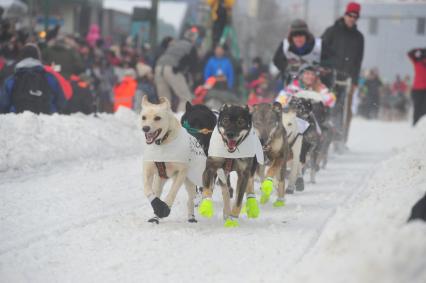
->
[252, 102, 289, 207]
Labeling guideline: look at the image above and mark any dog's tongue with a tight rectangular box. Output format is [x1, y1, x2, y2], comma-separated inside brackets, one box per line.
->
[228, 139, 237, 148]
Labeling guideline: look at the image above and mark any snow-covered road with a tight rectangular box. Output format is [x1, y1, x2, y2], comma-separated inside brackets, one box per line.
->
[0, 112, 425, 283]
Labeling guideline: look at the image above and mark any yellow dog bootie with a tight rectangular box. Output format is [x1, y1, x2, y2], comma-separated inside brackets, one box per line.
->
[245, 194, 260, 218]
[198, 198, 214, 218]
[260, 177, 274, 204]
[273, 198, 285, 207]
[224, 217, 239, 228]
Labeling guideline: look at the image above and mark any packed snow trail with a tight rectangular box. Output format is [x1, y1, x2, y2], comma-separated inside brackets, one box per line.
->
[0, 111, 424, 283]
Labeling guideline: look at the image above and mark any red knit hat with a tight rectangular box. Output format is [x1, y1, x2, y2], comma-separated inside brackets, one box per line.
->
[345, 2, 361, 17]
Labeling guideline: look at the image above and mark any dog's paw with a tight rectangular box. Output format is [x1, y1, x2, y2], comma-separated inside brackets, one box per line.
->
[260, 178, 274, 204]
[198, 198, 214, 218]
[273, 199, 285, 207]
[295, 177, 305, 191]
[188, 215, 198, 223]
[151, 197, 171, 218]
[246, 195, 260, 218]
[224, 217, 239, 228]
[286, 184, 295, 194]
[148, 216, 160, 224]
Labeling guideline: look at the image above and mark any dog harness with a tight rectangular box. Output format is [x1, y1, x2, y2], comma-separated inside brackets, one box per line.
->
[208, 127, 264, 164]
[143, 128, 207, 187]
[288, 133, 302, 149]
[155, 162, 169, 179]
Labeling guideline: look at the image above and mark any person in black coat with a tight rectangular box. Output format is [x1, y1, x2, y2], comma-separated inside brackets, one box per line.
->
[321, 2, 364, 150]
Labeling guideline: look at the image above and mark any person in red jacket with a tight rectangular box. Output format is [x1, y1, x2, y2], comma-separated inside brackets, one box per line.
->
[408, 48, 426, 125]
[44, 65, 73, 101]
[113, 69, 137, 112]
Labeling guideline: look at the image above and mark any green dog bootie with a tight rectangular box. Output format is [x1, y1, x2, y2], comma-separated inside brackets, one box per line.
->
[198, 198, 214, 218]
[273, 198, 285, 207]
[224, 217, 239, 228]
[246, 194, 260, 218]
[260, 177, 274, 204]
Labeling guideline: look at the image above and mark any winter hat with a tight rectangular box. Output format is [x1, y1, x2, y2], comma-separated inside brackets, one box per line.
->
[19, 43, 41, 61]
[298, 63, 319, 76]
[345, 2, 361, 17]
[290, 19, 309, 35]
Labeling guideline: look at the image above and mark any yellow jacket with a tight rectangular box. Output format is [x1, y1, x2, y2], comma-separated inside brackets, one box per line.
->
[207, 0, 235, 21]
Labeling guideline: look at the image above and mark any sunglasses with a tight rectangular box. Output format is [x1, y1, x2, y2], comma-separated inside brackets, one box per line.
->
[346, 13, 359, 19]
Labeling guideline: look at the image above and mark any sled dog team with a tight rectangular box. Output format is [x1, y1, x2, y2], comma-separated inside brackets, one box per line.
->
[141, 95, 330, 227]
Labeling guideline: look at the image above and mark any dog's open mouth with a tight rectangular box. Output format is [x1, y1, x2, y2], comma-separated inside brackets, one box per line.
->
[225, 138, 239, 153]
[145, 129, 162, 144]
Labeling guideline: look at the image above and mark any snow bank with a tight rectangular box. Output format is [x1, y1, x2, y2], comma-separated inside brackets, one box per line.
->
[286, 119, 426, 283]
[0, 108, 143, 172]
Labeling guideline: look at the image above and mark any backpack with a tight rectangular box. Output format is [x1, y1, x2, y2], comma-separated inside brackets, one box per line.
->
[11, 67, 54, 114]
[63, 80, 94, 114]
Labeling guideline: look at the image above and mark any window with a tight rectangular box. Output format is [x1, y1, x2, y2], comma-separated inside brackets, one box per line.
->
[417, 18, 425, 35]
[369, 18, 378, 35]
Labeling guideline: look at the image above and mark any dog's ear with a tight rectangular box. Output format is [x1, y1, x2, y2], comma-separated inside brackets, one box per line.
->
[244, 105, 250, 113]
[185, 101, 192, 113]
[158, 97, 171, 110]
[220, 104, 229, 112]
[142, 95, 150, 108]
[272, 102, 282, 113]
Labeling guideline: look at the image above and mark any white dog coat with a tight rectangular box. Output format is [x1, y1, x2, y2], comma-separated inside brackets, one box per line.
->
[208, 126, 264, 164]
[296, 117, 310, 134]
[143, 128, 206, 187]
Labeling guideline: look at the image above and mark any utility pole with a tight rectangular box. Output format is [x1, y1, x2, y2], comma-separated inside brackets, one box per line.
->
[304, 0, 309, 23]
[334, 0, 341, 20]
[150, 0, 158, 48]
[43, 0, 51, 31]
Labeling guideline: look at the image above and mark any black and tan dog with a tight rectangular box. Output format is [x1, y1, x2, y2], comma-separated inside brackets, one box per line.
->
[312, 103, 334, 169]
[252, 102, 290, 207]
[289, 97, 321, 184]
[198, 104, 260, 227]
[181, 102, 234, 201]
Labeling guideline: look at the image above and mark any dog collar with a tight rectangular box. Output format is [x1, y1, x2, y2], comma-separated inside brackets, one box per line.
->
[155, 131, 170, 145]
[182, 120, 213, 135]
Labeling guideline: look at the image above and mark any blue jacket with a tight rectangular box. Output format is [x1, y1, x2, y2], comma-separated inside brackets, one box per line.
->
[204, 56, 234, 89]
[0, 58, 66, 114]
